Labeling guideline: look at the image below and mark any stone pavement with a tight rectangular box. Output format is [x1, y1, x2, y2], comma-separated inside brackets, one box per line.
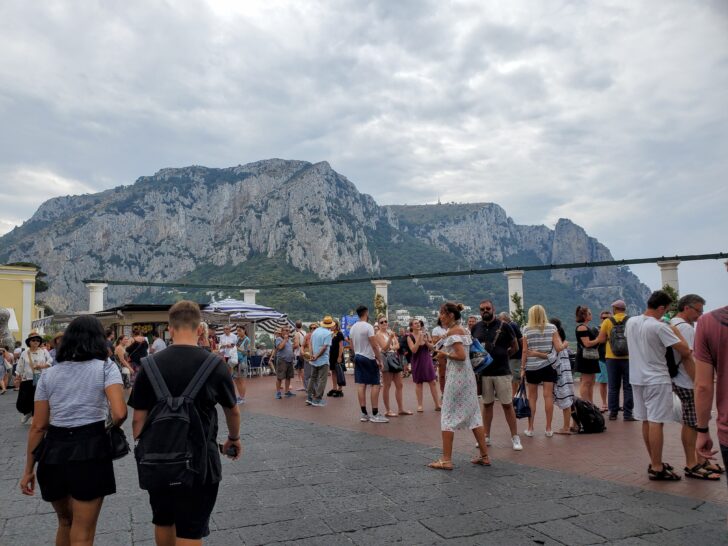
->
[1, 388, 727, 545]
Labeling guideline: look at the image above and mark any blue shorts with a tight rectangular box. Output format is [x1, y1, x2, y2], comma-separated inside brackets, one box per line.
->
[354, 355, 380, 386]
[596, 360, 608, 383]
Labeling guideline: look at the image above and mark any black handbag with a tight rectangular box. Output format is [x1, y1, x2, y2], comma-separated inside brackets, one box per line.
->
[512, 379, 531, 419]
[384, 352, 403, 373]
[335, 362, 347, 387]
[107, 425, 130, 460]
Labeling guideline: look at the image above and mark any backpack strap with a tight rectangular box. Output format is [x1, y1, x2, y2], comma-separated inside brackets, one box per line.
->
[182, 352, 222, 400]
[608, 317, 617, 326]
[141, 354, 171, 403]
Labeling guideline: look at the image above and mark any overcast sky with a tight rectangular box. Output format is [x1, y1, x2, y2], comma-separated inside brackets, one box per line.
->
[1, 0, 726, 307]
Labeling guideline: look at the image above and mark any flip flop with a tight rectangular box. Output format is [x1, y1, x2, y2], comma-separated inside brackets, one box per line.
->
[399, 410, 413, 415]
[427, 459, 453, 470]
[471, 454, 491, 466]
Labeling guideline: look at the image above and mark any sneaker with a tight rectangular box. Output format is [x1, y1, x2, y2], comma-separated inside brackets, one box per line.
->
[485, 436, 491, 446]
[296, 387, 306, 391]
[305, 398, 313, 405]
[369, 414, 389, 423]
[524, 429, 534, 437]
[512, 435, 523, 451]
[284, 391, 296, 398]
[360, 413, 370, 422]
[326, 389, 336, 397]
[21, 413, 31, 424]
[624, 415, 637, 422]
[236, 397, 244, 405]
[335, 390, 344, 397]
[275, 391, 282, 400]
[545, 430, 554, 438]
[312, 399, 326, 407]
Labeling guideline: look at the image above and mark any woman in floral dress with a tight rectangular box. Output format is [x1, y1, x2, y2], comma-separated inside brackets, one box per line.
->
[428, 302, 490, 470]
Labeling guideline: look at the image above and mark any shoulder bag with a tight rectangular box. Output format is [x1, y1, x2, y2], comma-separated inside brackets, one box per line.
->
[103, 361, 130, 460]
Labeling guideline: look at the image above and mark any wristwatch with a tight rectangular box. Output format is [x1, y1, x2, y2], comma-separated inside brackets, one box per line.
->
[695, 426, 709, 433]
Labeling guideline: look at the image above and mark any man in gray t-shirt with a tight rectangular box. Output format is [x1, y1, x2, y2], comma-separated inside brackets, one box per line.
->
[274, 327, 295, 399]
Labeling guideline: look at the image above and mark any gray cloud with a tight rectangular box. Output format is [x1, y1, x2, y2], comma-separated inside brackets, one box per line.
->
[0, 0, 726, 305]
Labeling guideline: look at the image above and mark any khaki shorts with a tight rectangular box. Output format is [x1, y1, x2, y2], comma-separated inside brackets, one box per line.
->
[275, 358, 294, 381]
[481, 375, 513, 405]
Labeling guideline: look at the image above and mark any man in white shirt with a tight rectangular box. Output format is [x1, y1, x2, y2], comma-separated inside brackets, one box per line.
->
[150, 332, 167, 354]
[218, 326, 240, 403]
[626, 290, 694, 481]
[669, 294, 720, 479]
[349, 305, 386, 423]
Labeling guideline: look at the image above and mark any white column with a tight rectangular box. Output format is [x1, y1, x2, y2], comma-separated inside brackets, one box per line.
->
[504, 270, 524, 314]
[241, 289, 260, 305]
[21, 279, 33, 345]
[86, 283, 108, 313]
[371, 280, 391, 305]
[657, 260, 680, 292]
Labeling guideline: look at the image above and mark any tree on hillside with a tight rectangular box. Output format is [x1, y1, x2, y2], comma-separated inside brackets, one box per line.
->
[511, 292, 526, 327]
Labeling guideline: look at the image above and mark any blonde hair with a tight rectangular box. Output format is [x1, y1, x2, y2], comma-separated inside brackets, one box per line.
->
[526, 305, 548, 332]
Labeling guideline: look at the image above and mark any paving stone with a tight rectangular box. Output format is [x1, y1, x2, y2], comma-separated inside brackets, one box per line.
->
[619, 503, 717, 530]
[255, 484, 321, 507]
[420, 511, 505, 538]
[213, 504, 302, 529]
[486, 500, 579, 526]
[94, 530, 135, 545]
[530, 518, 607, 544]
[346, 521, 443, 545]
[279, 534, 355, 546]
[557, 493, 625, 514]
[443, 527, 562, 545]
[572, 510, 662, 540]
[639, 523, 728, 545]
[237, 516, 333, 545]
[323, 508, 398, 533]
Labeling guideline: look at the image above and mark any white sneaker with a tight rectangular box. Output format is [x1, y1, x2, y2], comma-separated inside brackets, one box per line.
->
[369, 414, 389, 423]
[545, 430, 553, 438]
[512, 435, 523, 451]
[485, 436, 491, 446]
[21, 413, 31, 425]
[524, 429, 534, 437]
[360, 413, 370, 422]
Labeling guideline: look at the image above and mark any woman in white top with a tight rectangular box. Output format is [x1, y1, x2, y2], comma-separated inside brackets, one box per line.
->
[15, 332, 52, 423]
[19, 315, 127, 546]
[428, 302, 490, 470]
[520, 305, 567, 437]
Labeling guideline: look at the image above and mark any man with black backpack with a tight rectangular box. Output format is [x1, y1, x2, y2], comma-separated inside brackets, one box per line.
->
[593, 299, 635, 421]
[129, 300, 241, 545]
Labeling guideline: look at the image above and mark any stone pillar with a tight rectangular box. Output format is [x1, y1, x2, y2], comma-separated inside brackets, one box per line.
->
[504, 270, 525, 314]
[657, 260, 680, 292]
[241, 289, 260, 305]
[371, 280, 391, 305]
[86, 282, 108, 313]
[21, 279, 34, 345]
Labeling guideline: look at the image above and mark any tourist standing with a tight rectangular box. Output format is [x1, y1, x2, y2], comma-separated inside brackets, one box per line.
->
[376, 316, 411, 417]
[307, 317, 334, 406]
[521, 305, 564, 437]
[592, 300, 634, 421]
[302, 323, 317, 391]
[695, 306, 728, 479]
[150, 331, 167, 354]
[327, 320, 345, 397]
[235, 325, 250, 404]
[432, 319, 448, 394]
[472, 301, 522, 451]
[626, 290, 693, 481]
[1, 347, 12, 394]
[129, 301, 240, 544]
[19, 316, 127, 546]
[198, 322, 211, 350]
[293, 321, 306, 391]
[350, 305, 387, 423]
[550, 318, 576, 435]
[127, 327, 149, 377]
[670, 294, 720, 479]
[16, 332, 52, 424]
[274, 326, 296, 399]
[428, 302, 489, 470]
[219, 325, 242, 404]
[498, 311, 524, 396]
[574, 306, 600, 403]
[595, 310, 611, 412]
[114, 335, 134, 393]
[407, 319, 441, 412]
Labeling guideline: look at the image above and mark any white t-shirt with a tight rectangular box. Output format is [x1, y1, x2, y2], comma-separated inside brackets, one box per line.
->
[349, 321, 376, 360]
[151, 338, 167, 354]
[219, 333, 238, 363]
[432, 326, 447, 338]
[626, 315, 680, 386]
[670, 317, 695, 390]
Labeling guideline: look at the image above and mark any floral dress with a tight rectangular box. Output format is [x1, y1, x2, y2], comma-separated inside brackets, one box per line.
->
[440, 334, 483, 432]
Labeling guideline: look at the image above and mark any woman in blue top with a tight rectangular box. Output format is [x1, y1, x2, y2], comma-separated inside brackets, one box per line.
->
[19, 316, 127, 546]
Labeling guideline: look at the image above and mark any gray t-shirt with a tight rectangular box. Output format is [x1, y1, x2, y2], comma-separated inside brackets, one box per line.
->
[275, 337, 294, 361]
[35, 359, 122, 427]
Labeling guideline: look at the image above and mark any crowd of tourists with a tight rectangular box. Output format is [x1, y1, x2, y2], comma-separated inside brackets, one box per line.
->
[4, 290, 728, 544]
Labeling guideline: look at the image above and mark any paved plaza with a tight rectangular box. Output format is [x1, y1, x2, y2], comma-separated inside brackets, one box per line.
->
[1, 376, 726, 545]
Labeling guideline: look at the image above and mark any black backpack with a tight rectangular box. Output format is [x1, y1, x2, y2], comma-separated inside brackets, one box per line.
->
[134, 352, 221, 490]
[663, 320, 686, 378]
[571, 398, 606, 434]
[608, 316, 630, 357]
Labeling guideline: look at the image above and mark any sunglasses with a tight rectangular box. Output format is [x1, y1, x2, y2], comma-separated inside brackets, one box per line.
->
[379, 320, 388, 324]
[479, 307, 492, 312]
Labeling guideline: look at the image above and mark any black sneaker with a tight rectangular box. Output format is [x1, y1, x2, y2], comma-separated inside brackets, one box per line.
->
[624, 415, 637, 422]
[326, 390, 336, 397]
[608, 413, 618, 421]
[335, 390, 344, 397]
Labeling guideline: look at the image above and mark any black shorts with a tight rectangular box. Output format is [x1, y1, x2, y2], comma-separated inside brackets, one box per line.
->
[294, 356, 304, 370]
[37, 458, 116, 502]
[354, 355, 380, 385]
[148, 482, 220, 540]
[525, 366, 558, 384]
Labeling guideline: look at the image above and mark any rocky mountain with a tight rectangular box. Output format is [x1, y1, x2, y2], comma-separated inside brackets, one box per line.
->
[0, 159, 650, 323]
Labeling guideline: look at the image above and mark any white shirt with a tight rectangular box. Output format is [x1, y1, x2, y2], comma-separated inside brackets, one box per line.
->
[219, 333, 238, 363]
[432, 326, 447, 338]
[349, 321, 376, 360]
[626, 315, 680, 386]
[16, 348, 52, 380]
[150, 338, 167, 354]
[670, 317, 695, 389]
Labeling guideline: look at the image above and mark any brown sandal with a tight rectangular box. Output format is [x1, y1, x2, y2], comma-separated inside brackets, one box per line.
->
[399, 410, 413, 415]
[427, 459, 453, 470]
[471, 454, 491, 466]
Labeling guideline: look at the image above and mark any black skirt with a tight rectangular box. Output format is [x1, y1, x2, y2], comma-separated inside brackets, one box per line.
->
[16, 379, 35, 415]
[35, 421, 116, 502]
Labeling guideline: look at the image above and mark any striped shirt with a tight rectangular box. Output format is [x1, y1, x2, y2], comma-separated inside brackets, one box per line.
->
[35, 359, 122, 427]
[523, 324, 557, 371]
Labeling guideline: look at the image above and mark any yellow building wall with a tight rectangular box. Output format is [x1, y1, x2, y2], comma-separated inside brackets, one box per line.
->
[0, 266, 38, 343]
